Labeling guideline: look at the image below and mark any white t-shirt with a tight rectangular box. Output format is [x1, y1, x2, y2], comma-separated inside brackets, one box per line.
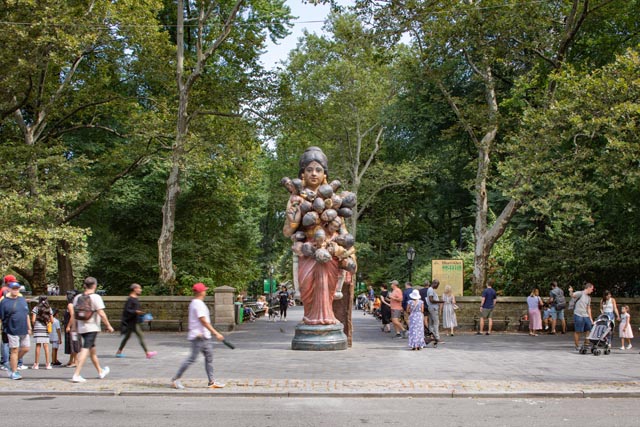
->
[187, 298, 211, 340]
[426, 287, 439, 310]
[73, 293, 106, 334]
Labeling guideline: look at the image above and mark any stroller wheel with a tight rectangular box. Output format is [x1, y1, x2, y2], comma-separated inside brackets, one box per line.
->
[604, 349, 611, 355]
[580, 348, 588, 355]
[593, 349, 602, 356]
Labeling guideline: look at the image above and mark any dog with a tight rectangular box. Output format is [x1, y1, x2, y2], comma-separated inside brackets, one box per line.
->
[268, 307, 280, 322]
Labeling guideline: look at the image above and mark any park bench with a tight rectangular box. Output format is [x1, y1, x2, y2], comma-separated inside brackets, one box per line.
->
[244, 303, 267, 318]
[473, 315, 511, 332]
[142, 318, 184, 332]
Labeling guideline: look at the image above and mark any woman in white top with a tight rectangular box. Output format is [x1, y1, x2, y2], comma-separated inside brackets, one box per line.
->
[600, 290, 619, 323]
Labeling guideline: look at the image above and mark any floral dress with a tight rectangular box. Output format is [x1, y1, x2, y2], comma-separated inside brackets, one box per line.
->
[407, 300, 426, 349]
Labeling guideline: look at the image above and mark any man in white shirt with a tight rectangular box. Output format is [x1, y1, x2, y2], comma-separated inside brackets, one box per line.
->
[426, 279, 445, 345]
[70, 277, 114, 383]
[172, 282, 225, 389]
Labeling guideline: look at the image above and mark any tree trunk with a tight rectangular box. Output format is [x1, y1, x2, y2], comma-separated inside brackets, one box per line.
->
[56, 240, 74, 293]
[157, 1, 188, 292]
[30, 255, 48, 295]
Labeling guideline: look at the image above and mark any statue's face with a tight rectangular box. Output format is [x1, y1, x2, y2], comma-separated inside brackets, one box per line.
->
[303, 161, 325, 188]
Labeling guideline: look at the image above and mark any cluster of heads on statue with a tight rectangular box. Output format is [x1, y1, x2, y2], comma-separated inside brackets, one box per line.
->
[281, 147, 357, 273]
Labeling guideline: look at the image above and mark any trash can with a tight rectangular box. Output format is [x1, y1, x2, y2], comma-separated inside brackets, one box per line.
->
[234, 302, 244, 324]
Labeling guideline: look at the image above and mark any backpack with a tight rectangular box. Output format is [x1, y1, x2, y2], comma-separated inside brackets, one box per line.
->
[74, 294, 94, 321]
[554, 290, 566, 310]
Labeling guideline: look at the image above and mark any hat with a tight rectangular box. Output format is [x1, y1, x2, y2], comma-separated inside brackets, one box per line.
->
[8, 282, 20, 289]
[3, 275, 16, 284]
[409, 289, 421, 300]
[389, 280, 399, 286]
[192, 282, 208, 293]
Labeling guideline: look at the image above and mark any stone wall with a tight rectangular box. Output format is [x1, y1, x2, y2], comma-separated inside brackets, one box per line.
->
[43, 294, 640, 332]
[44, 296, 215, 331]
[441, 297, 640, 332]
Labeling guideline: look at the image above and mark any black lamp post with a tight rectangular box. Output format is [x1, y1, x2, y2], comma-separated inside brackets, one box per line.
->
[406, 247, 416, 283]
[269, 266, 275, 302]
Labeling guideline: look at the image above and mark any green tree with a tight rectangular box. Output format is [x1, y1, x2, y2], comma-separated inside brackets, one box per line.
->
[157, 0, 292, 290]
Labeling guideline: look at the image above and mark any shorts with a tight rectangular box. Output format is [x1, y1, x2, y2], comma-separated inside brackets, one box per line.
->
[550, 306, 565, 320]
[80, 332, 98, 349]
[481, 308, 494, 319]
[574, 315, 592, 333]
[7, 334, 30, 349]
[391, 309, 403, 319]
[50, 341, 59, 349]
[35, 337, 50, 344]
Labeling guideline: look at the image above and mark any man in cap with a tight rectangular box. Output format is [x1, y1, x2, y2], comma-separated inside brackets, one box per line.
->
[426, 279, 445, 345]
[0, 281, 31, 380]
[171, 283, 226, 389]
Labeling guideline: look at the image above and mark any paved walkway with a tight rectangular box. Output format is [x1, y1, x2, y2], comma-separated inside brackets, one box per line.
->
[2, 306, 638, 397]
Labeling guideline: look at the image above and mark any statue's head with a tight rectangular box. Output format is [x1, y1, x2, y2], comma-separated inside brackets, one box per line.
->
[298, 146, 328, 178]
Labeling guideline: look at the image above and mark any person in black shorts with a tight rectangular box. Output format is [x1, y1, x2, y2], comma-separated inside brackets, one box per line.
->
[277, 286, 289, 322]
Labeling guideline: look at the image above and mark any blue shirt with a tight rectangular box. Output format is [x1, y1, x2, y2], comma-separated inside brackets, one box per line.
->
[402, 288, 413, 310]
[481, 287, 497, 309]
[0, 296, 30, 335]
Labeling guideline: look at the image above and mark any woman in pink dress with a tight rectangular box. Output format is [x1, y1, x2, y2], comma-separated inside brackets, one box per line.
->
[282, 147, 356, 325]
[526, 288, 543, 336]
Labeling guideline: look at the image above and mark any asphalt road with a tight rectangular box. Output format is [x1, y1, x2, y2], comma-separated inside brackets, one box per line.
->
[6, 396, 640, 427]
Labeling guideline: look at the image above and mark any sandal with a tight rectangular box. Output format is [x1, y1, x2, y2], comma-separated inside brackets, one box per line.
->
[32, 363, 39, 370]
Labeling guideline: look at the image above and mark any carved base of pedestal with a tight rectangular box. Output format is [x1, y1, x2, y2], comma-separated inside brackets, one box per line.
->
[291, 322, 348, 351]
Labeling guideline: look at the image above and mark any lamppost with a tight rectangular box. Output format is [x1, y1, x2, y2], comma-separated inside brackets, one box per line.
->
[406, 247, 416, 283]
[269, 266, 275, 303]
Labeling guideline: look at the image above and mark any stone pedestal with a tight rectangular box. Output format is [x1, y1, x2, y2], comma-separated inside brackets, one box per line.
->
[291, 323, 348, 351]
[213, 285, 235, 332]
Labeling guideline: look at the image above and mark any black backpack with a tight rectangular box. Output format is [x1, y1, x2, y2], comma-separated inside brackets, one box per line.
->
[74, 294, 94, 321]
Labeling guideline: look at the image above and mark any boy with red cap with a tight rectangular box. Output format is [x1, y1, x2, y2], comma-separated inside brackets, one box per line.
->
[171, 283, 226, 390]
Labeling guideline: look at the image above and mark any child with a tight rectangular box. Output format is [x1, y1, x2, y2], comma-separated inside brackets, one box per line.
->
[619, 305, 633, 350]
[31, 295, 53, 369]
[49, 309, 62, 365]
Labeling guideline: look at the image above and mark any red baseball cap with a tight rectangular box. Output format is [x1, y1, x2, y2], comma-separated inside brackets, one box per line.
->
[192, 282, 208, 293]
[3, 275, 16, 284]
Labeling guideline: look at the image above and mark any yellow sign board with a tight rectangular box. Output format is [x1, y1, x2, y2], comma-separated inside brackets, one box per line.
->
[431, 260, 464, 296]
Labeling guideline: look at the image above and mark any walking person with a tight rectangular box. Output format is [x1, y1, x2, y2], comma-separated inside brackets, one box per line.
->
[31, 295, 53, 369]
[441, 285, 458, 336]
[115, 284, 157, 359]
[0, 281, 31, 380]
[379, 284, 392, 333]
[70, 277, 114, 383]
[406, 289, 426, 350]
[171, 283, 226, 390]
[388, 280, 407, 338]
[618, 305, 633, 350]
[277, 286, 289, 322]
[63, 290, 80, 367]
[569, 283, 595, 352]
[526, 288, 543, 336]
[426, 279, 444, 345]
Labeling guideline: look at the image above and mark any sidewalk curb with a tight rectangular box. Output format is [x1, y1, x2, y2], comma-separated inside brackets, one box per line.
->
[3, 389, 640, 399]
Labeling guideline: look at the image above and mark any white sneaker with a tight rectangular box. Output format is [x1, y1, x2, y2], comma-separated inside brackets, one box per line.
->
[172, 379, 185, 390]
[99, 366, 110, 379]
[620, 346, 626, 350]
[17, 365, 27, 371]
[71, 375, 86, 383]
[626, 344, 633, 350]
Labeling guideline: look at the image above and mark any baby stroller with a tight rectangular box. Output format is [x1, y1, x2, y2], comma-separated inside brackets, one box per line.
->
[579, 314, 614, 356]
[356, 294, 368, 311]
